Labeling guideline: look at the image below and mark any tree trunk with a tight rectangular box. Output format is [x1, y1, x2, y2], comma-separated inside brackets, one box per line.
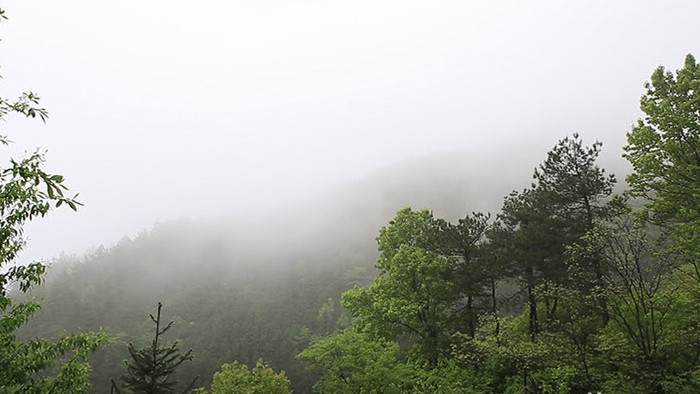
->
[528, 284, 538, 340]
[491, 277, 500, 341]
[466, 294, 475, 338]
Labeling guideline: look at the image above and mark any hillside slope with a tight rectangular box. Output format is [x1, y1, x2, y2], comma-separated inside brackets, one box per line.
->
[21, 145, 629, 392]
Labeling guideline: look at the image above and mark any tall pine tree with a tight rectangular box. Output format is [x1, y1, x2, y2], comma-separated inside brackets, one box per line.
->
[111, 302, 197, 394]
[497, 133, 617, 338]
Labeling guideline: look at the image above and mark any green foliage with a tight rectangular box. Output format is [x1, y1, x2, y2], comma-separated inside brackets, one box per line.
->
[591, 263, 700, 392]
[535, 133, 615, 221]
[375, 208, 442, 260]
[343, 208, 461, 365]
[298, 327, 491, 393]
[531, 366, 577, 394]
[196, 359, 291, 394]
[406, 358, 489, 394]
[0, 331, 104, 393]
[297, 328, 409, 393]
[441, 212, 492, 338]
[9, 48, 700, 392]
[111, 302, 197, 394]
[624, 54, 700, 259]
[0, 8, 105, 392]
[476, 316, 589, 393]
[496, 133, 618, 340]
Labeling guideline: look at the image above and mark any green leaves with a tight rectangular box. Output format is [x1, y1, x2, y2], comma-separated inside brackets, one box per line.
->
[342, 208, 466, 366]
[0, 312, 107, 393]
[197, 359, 292, 394]
[0, 92, 48, 123]
[376, 208, 442, 269]
[297, 328, 407, 394]
[0, 11, 103, 390]
[624, 53, 700, 229]
[0, 150, 82, 265]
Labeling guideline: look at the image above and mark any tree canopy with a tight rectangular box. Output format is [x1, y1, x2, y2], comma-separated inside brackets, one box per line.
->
[625, 54, 700, 257]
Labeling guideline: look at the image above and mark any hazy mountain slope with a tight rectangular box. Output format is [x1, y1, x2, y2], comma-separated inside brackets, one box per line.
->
[21, 144, 630, 392]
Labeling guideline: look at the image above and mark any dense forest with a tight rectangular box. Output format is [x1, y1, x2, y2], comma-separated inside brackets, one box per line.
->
[3, 4, 700, 392]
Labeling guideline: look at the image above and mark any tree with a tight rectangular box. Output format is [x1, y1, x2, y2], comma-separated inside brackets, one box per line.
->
[0, 8, 106, 393]
[499, 187, 555, 339]
[498, 134, 616, 338]
[534, 133, 616, 285]
[440, 213, 491, 339]
[481, 219, 520, 339]
[624, 54, 700, 273]
[585, 215, 677, 392]
[297, 328, 408, 394]
[196, 359, 291, 394]
[342, 208, 460, 366]
[111, 302, 197, 394]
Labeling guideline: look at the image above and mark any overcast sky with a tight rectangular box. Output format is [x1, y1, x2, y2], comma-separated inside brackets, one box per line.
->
[2, 0, 700, 262]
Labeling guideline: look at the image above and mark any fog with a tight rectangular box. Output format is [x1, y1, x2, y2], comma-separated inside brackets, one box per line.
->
[2, 0, 699, 262]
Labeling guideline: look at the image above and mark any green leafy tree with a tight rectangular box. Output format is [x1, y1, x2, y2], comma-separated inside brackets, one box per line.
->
[297, 328, 408, 394]
[0, 8, 106, 393]
[451, 313, 583, 393]
[407, 358, 489, 394]
[615, 52, 700, 392]
[583, 215, 678, 392]
[196, 359, 291, 394]
[342, 208, 460, 366]
[111, 302, 197, 394]
[624, 53, 700, 274]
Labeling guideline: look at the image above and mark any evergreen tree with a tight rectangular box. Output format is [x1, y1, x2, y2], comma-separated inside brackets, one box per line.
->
[535, 133, 616, 289]
[499, 187, 561, 338]
[497, 133, 617, 338]
[111, 302, 197, 394]
[440, 213, 492, 339]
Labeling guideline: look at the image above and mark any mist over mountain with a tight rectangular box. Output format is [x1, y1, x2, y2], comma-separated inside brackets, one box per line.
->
[22, 140, 630, 392]
[2, 0, 695, 390]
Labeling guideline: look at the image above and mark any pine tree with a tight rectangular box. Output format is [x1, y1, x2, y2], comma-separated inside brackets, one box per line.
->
[498, 134, 617, 338]
[111, 302, 197, 394]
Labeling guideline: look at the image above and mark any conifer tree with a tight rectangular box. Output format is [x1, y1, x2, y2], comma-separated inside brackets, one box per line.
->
[498, 134, 616, 338]
[111, 302, 197, 394]
[439, 212, 491, 339]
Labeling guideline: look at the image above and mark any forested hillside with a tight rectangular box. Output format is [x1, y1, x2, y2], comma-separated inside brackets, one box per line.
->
[13, 56, 700, 391]
[3, 2, 700, 390]
[19, 148, 553, 392]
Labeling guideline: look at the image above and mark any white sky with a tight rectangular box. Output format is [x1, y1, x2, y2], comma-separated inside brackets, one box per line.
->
[2, 0, 699, 262]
